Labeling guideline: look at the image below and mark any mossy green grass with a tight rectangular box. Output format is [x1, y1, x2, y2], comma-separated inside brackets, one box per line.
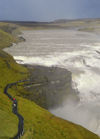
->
[0, 29, 16, 49]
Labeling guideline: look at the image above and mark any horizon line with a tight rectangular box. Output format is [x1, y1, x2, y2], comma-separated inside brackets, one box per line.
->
[1, 17, 100, 23]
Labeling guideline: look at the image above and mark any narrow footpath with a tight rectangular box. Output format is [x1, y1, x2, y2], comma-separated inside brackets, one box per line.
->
[4, 81, 26, 139]
[4, 79, 46, 139]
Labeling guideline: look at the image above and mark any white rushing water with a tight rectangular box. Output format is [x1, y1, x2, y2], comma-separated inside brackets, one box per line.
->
[4, 30, 100, 135]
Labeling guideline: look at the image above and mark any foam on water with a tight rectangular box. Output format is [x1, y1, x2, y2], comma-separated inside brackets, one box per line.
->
[14, 43, 100, 103]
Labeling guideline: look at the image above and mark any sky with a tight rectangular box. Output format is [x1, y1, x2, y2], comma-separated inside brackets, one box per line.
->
[0, 0, 100, 21]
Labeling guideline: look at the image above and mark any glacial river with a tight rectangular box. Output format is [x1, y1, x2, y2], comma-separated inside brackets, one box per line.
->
[4, 29, 100, 135]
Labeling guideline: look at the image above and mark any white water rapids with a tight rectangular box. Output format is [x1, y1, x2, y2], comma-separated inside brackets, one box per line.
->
[4, 30, 100, 135]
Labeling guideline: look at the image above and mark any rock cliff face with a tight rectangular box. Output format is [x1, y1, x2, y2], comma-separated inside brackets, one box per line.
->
[24, 65, 79, 109]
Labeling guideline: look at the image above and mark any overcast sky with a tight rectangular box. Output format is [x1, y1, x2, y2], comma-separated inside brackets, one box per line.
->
[0, 0, 100, 21]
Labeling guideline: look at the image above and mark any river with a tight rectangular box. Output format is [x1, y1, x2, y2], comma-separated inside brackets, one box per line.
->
[4, 29, 100, 135]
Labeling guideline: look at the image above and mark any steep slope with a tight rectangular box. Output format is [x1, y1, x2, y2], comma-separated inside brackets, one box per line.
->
[0, 29, 15, 49]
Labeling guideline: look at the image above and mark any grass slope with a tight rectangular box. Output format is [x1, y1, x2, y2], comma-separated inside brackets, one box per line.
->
[0, 23, 99, 139]
[0, 49, 28, 138]
[0, 29, 16, 49]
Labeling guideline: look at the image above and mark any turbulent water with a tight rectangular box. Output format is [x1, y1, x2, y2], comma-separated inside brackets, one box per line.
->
[4, 29, 100, 135]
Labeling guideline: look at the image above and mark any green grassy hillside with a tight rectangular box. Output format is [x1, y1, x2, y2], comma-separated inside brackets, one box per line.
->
[0, 29, 16, 49]
[0, 23, 100, 139]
